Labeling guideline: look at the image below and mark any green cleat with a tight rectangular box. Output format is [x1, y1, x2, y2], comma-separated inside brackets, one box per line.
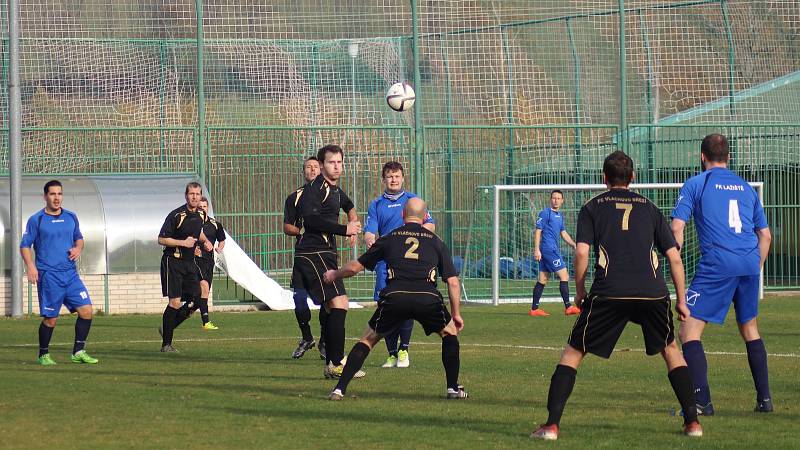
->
[38, 354, 57, 365]
[71, 350, 99, 364]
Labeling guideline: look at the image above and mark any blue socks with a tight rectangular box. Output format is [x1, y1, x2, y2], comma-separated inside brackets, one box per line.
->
[746, 339, 772, 402]
[398, 319, 413, 352]
[531, 282, 545, 309]
[559, 281, 571, 307]
[682, 340, 711, 406]
[39, 322, 54, 357]
[73, 317, 92, 354]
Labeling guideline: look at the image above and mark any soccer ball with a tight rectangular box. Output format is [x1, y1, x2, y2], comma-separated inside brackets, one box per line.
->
[386, 81, 416, 112]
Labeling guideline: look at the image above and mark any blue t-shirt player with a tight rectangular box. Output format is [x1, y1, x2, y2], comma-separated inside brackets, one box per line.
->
[20, 180, 98, 365]
[530, 190, 580, 317]
[364, 161, 434, 368]
[671, 133, 773, 415]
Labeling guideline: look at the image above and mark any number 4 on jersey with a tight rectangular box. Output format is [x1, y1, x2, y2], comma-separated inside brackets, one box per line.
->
[728, 199, 743, 233]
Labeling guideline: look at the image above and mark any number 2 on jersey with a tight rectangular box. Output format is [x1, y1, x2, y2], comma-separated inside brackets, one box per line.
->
[615, 203, 633, 230]
[404, 237, 420, 260]
[728, 199, 743, 233]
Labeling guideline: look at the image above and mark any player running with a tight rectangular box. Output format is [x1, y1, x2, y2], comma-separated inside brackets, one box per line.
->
[324, 198, 467, 400]
[529, 190, 580, 317]
[671, 133, 773, 415]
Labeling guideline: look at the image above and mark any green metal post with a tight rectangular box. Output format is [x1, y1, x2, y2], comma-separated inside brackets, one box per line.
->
[104, 273, 110, 315]
[410, 0, 424, 197]
[618, 0, 628, 150]
[566, 18, 583, 183]
[158, 42, 167, 171]
[501, 26, 517, 260]
[639, 12, 655, 182]
[720, 0, 736, 118]
[195, 0, 208, 185]
[440, 38, 455, 251]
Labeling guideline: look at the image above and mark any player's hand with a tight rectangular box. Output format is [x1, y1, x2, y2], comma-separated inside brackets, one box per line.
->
[534, 249, 542, 261]
[575, 285, 587, 308]
[203, 240, 213, 252]
[452, 314, 464, 331]
[194, 246, 202, 257]
[675, 301, 691, 322]
[364, 234, 376, 249]
[215, 242, 225, 254]
[26, 267, 39, 284]
[183, 236, 197, 248]
[323, 269, 337, 284]
[348, 234, 357, 248]
[346, 221, 362, 236]
[68, 246, 82, 261]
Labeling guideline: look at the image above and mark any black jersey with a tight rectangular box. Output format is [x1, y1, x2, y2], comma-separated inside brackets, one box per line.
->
[576, 188, 677, 299]
[199, 216, 226, 261]
[295, 175, 354, 252]
[159, 205, 207, 259]
[358, 222, 458, 294]
[283, 187, 304, 241]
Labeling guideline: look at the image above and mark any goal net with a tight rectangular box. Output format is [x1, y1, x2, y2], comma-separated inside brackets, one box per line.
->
[462, 182, 764, 305]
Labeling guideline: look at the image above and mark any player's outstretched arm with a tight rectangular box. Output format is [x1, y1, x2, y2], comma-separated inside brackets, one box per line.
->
[445, 276, 463, 331]
[573, 243, 590, 307]
[323, 260, 365, 284]
[756, 227, 772, 269]
[665, 247, 689, 321]
[670, 218, 686, 252]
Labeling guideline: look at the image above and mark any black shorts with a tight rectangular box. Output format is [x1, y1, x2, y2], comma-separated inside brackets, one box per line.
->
[161, 254, 200, 299]
[195, 257, 215, 285]
[568, 295, 675, 358]
[292, 251, 346, 304]
[368, 290, 452, 336]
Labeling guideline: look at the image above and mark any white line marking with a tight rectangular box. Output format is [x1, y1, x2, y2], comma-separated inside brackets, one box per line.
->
[3, 336, 798, 358]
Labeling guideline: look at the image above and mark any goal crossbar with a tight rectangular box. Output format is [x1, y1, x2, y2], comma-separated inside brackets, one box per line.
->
[484, 183, 764, 306]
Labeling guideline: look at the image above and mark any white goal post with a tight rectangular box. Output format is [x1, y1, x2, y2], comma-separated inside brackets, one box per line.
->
[487, 183, 764, 306]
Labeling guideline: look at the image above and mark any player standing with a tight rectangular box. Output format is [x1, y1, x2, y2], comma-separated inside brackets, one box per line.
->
[364, 161, 435, 368]
[294, 144, 362, 377]
[21, 180, 99, 365]
[157, 182, 211, 352]
[324, 198, 467, 400]
[529, 190, 580, 316]
[671, 133, 773, 414]
[530, 151, 701, 440]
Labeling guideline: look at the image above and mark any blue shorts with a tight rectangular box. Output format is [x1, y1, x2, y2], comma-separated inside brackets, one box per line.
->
[539, 250, 566, 274]
[373, 260, 388, 302]
[37, 270, 92, 318]
[686, 273, 759, 325]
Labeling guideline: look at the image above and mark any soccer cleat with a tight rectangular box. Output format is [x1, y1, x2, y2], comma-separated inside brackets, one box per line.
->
[528, 308, 550, 317]
[683, 421, 703, 437]
[564, 305, 581, 315]
[446, 385, 468, 399]
[530, 424, 558, 441]
[37, 354, 57, 366]
[70, 350, 99, 364]
[291, 339, 316, 359]
[201, 322, 219, 331]
[397, 350, 410, 368]
[318, 341, 327, 360]
[754, 398, 774, 413]
[680, 402, 714, 417]
[381, 355, 398, 368]
[160, 344, 179, 353]
[328, 388, 344, 401]
[325, 363, 366, 379]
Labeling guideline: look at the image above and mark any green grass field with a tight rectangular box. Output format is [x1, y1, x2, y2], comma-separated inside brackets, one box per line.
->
[2, 297, 799, 449]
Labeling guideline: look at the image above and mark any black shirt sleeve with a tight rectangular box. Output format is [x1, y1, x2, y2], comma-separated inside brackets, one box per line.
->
[158, 211, 176, 239]
[299, 187, 349, 236]
[340, 190, 355, 214]
[437, 240, 459, 280]
[575, 204, 594, 245]
[652, 204, 677, 256]
[215, 220, 226, 242]
[357, 237, 386, 271]
[283, 192, 297, 226]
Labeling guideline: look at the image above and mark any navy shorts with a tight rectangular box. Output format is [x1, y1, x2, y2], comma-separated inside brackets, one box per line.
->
[37, 270, 91, 318]
[539, 250, 566, 273]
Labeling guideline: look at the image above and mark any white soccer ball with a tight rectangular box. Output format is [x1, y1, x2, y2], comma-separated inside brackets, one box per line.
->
[386, 81, 416, 112]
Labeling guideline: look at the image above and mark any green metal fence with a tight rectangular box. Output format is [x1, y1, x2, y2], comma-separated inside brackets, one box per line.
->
[1, 1, 799, 302]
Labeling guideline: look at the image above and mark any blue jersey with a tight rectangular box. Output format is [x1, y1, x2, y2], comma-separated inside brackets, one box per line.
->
[364, 191, 435, 237]
[20, 208, 84, 272]
[671, 167, 768, 277]
[535, 208, 566, 253]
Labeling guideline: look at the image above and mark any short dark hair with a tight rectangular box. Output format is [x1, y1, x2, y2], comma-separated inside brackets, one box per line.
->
[382, 161, 404, 178]
[304, 156, 318, 164]
[603, 151, 634, 187]
[43, 180, 62, 195]
[200, 196, 209, 203]
[550, 189, 563, 197]
[185, 181, 202, 195]
[317, 144, 344, 163]
[701, 133, 729, 163]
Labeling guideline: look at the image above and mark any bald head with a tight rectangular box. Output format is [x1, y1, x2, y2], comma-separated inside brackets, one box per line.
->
[403, 197, 428, 224]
